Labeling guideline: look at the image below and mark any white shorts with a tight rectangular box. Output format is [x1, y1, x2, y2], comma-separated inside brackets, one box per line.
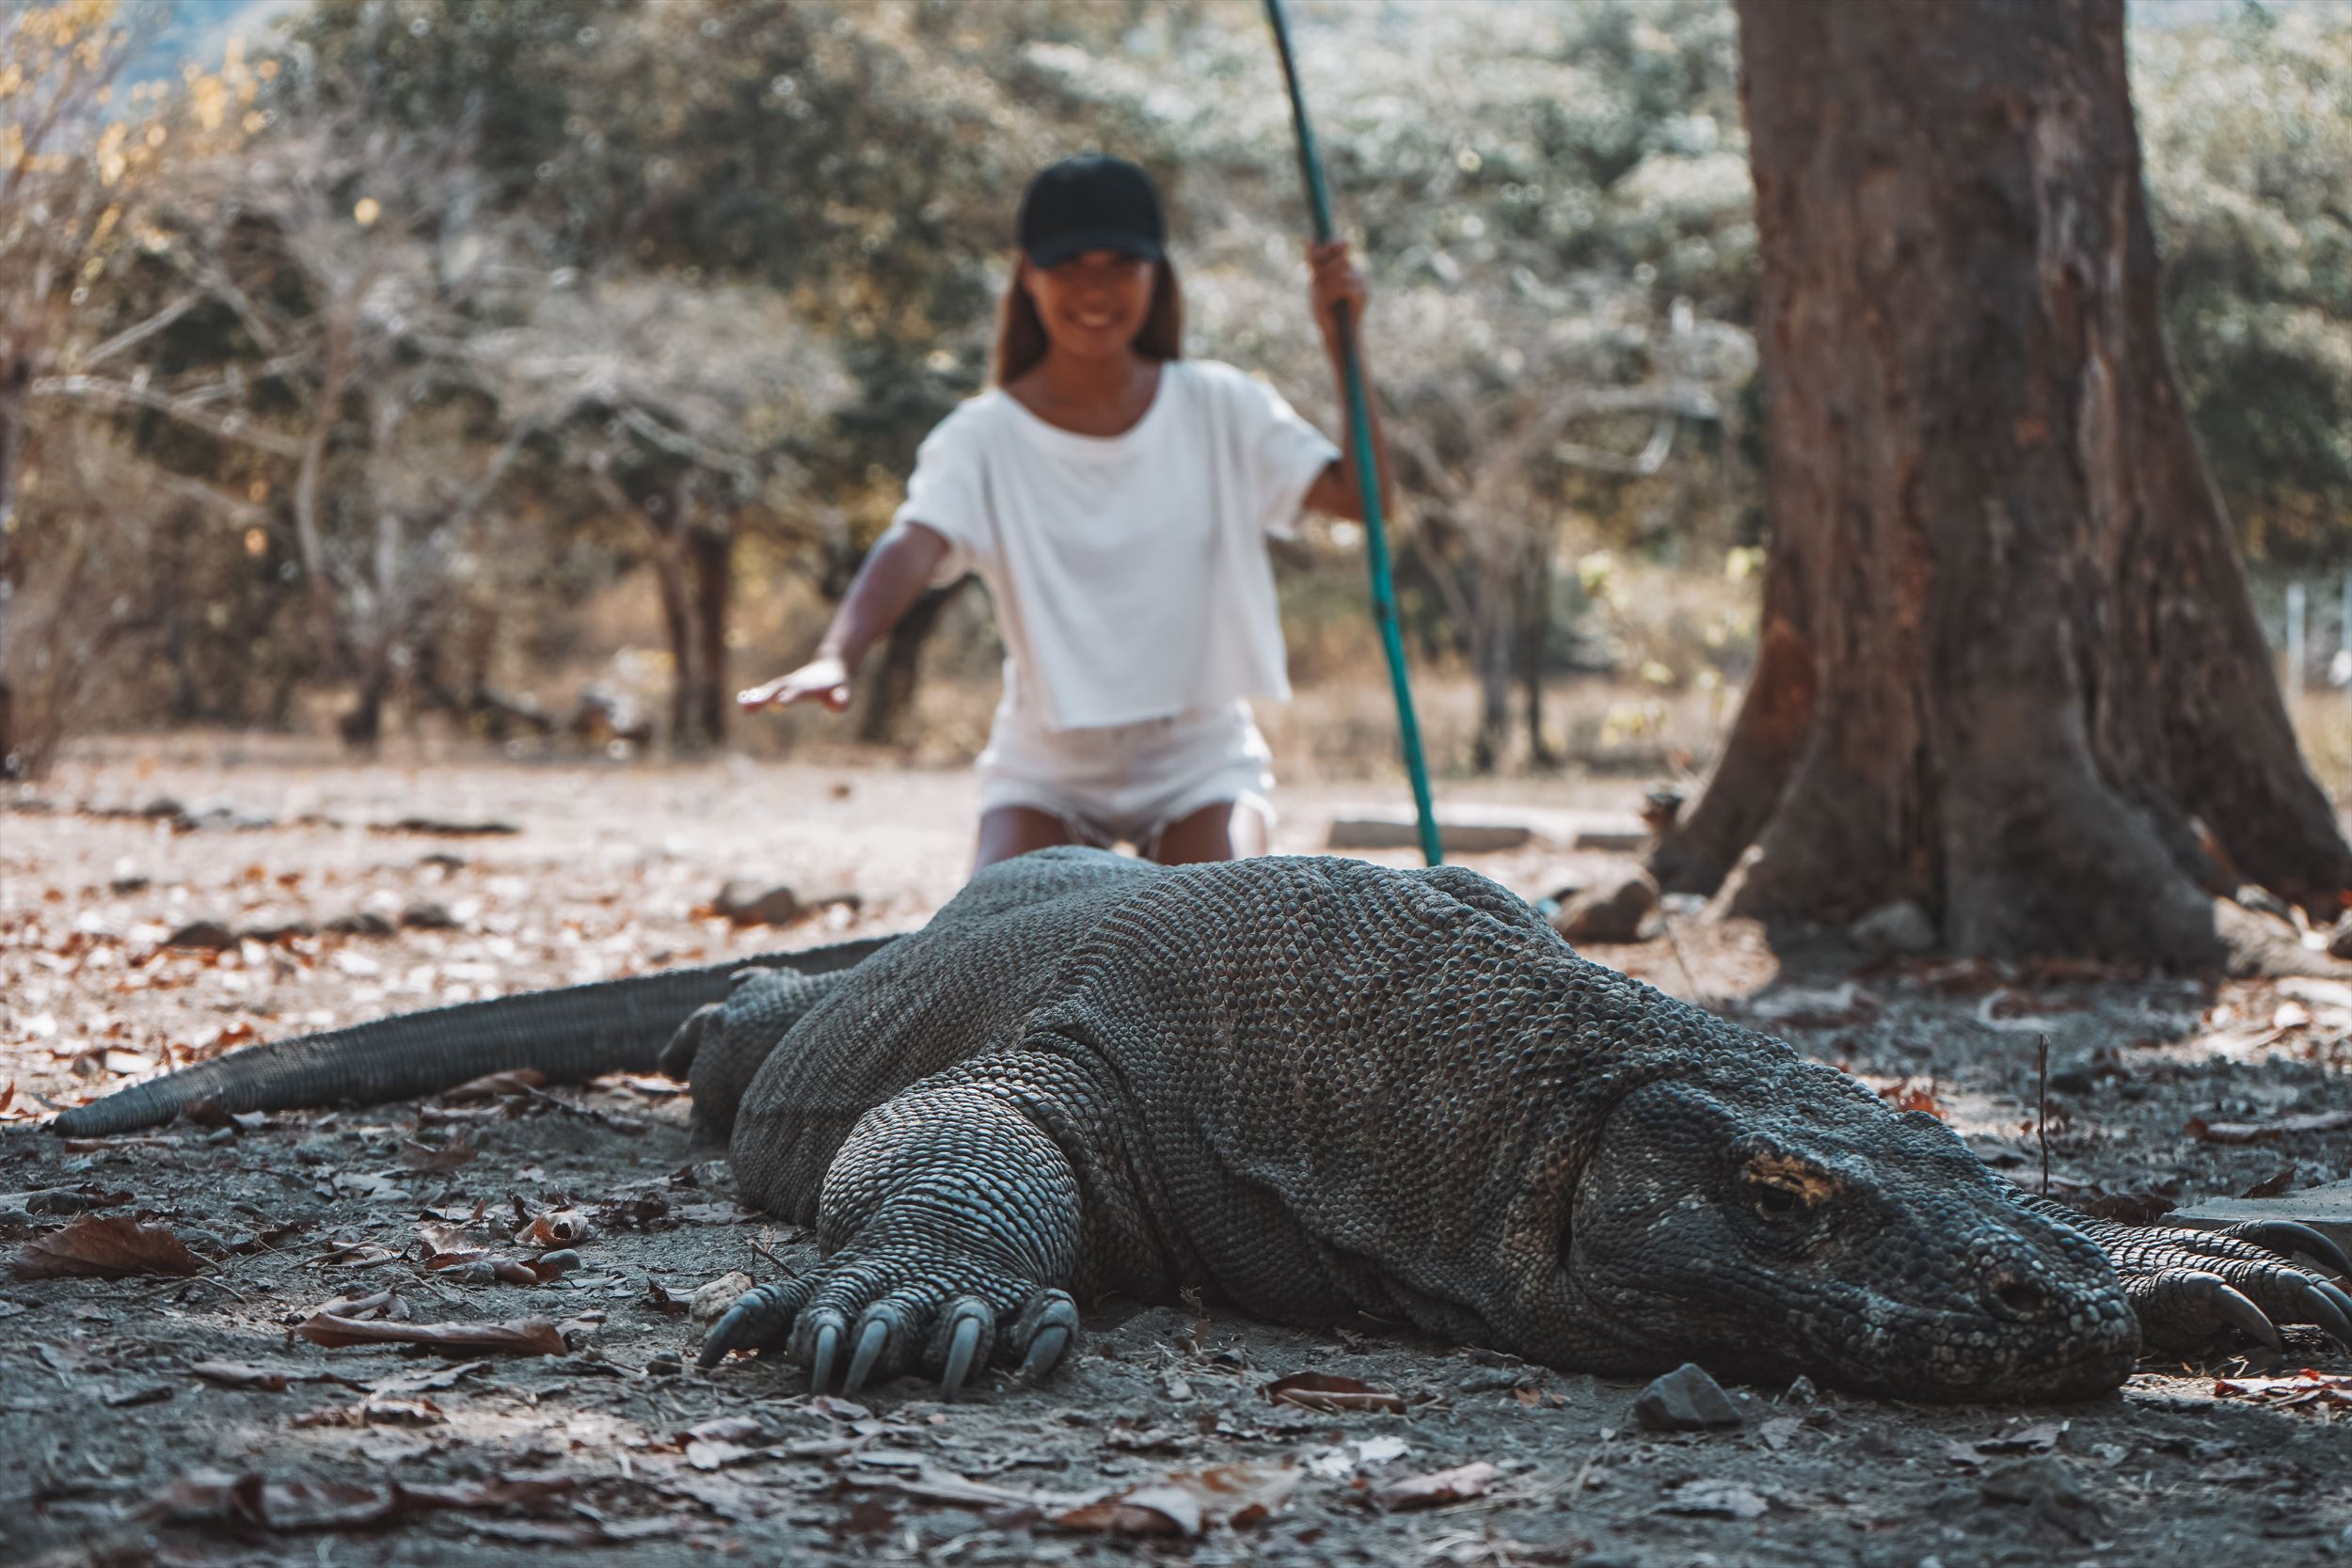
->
[977, 699, 1277, 851]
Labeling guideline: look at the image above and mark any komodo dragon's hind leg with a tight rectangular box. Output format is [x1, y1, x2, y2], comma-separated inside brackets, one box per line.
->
[701, 1066, 1085, 1400]
[659, 967, 850, 1145]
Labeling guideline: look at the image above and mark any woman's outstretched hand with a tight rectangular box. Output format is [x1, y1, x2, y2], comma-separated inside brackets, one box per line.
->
[739, 654, 851, 713]
[1308, 239, 1369, 360]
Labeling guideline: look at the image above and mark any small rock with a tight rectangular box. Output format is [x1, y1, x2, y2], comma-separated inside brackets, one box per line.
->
[326, 910, 397, 938]
[715, 880, 802, 927]
[1631, 1362, 1742, 1432]
[163, 919, 237, 952]
[109, 872, 151, 895]
[2047, 1057, 2098, 1096]
[1781, 1374, 1819, 1406]
[2329, 914, 2352, 962]
[1848, 900, 1937, 957]
[1658, 1479, 1769, 1520]
[400, 900, 460, 931]
[1552, 869, 1661, 944]
[418, 852, 467, 872]
[691, 1271, 756, 1327]
[1454, 1366, 1527, 1394]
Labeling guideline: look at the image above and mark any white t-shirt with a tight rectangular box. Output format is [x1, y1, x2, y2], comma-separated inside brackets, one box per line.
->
[885, 358, 1339, 732]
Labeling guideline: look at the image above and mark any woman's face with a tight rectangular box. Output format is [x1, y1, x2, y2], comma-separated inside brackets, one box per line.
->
[1021, 249, 1157, 361]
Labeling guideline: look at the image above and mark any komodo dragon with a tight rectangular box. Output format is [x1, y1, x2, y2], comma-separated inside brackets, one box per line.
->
[52, 847, 2352, 1403]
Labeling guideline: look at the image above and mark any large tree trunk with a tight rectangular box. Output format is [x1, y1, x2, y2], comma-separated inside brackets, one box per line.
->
[1518, 537, 1557, 769]
[1657, 0, 2352, 965]
[0, 351, 26, 773]
[688, 519, 732, 748]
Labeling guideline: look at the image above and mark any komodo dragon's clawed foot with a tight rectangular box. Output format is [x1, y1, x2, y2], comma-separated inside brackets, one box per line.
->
[696, 1262, 1079, 1398]
[702, 1073, 1087, 1398]
[2038, 1201, 2352, 1353]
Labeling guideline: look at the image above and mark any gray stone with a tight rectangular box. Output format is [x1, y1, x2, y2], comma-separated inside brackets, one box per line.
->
[715, 880, 803, 927]
[163, 919, 237, 951]
[2329, 914, 2352, 962]
[400, 900, 461, 930]
[1848, 900, 1938, 957]
[1552, 869, 1661, 944]
[2047, 1057, 2098, 1096]
[2166, 1176, 2352, 1262]
[326, 910, 397, 937]
[1631, 1361, 1742, 1431]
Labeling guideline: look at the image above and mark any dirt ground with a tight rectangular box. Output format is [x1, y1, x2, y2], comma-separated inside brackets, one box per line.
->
[5, 736, 2352, 1568]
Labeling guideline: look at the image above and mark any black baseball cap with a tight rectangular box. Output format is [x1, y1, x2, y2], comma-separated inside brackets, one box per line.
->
[1016, 154, 1166, 268]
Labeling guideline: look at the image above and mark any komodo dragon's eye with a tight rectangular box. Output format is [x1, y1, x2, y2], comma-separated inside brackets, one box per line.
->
[1740, 1150, 1837, 1226]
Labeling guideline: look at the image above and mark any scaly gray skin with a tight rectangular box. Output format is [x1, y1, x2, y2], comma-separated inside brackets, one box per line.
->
[692, 848, 2352, 1402]
[47, 933, 898, 1136]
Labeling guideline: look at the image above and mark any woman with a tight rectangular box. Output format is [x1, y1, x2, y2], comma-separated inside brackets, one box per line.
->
[740, 153, 1391, 870]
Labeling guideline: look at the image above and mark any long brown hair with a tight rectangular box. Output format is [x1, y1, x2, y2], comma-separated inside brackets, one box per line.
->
[993, 258, 1184, 387]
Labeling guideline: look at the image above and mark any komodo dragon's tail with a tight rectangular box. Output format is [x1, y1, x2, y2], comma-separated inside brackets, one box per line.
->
[47, 933, 901, 1138]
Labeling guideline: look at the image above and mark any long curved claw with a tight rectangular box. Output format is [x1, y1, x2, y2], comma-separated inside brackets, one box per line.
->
[808, 1318, 843, 1394]
[941, 1313, 982, 1402]
[2296, 1279, 2352, 1349]
[2195, 1275, 2283, 1352]
[1016, 1323, 1070, 1384]
[2230, 1220, 2352, 1282]
[698, 1280, 803, 1368]
[844, 1319, 889, 1396]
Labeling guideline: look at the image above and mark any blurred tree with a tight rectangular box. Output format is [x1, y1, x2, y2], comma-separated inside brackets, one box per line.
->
[2134, 5, 2352, 565]
[0, 0, 224, 771]
[1656, 0, 2351, 965]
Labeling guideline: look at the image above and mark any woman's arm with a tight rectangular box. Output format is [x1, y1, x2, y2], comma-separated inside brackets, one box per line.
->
[738, 522, 952, 712]
[1297, 239, 1394, 524]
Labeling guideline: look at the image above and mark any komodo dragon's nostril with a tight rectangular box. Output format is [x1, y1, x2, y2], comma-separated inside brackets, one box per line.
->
[1987, 1272, 2055, 1321]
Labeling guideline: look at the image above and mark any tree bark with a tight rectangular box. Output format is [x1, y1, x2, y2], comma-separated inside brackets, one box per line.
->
[1655, 0, 2352, 964]
[1518, 542, 1557, 769]
[688, 518, 732, 748]
[0, 352, 27, 773]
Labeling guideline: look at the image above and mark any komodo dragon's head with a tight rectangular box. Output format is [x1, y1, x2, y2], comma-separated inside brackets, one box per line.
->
[1563, 1056, 2137, 1400]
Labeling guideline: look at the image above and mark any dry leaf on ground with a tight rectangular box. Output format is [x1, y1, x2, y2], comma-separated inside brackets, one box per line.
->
[192, 1360, 364, 1393]
[291, 1311, 568, 1356]
[2239, 1167, 2298, 1198]
[13, 1213, 205, 1279]
[145, 1470, 571, 1532]
[1371, 1461, 1499, 1511]
[1263, 1370, 1412, 1414]
[2211, 1370, 2352, 1411]
[397, 1135, 477, 1172]
[438, 1069, 547, 1104]
[2186, 1110, 2352, 1144]
[1052, 1464, 1300, 1536]
[516, 1208, 593, 1247]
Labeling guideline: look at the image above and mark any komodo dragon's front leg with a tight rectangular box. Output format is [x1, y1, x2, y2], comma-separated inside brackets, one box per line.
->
[699, 1050, 1091, 1398]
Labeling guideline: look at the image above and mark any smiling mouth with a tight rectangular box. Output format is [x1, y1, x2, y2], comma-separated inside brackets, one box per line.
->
[1069, 310, 1120, 329]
